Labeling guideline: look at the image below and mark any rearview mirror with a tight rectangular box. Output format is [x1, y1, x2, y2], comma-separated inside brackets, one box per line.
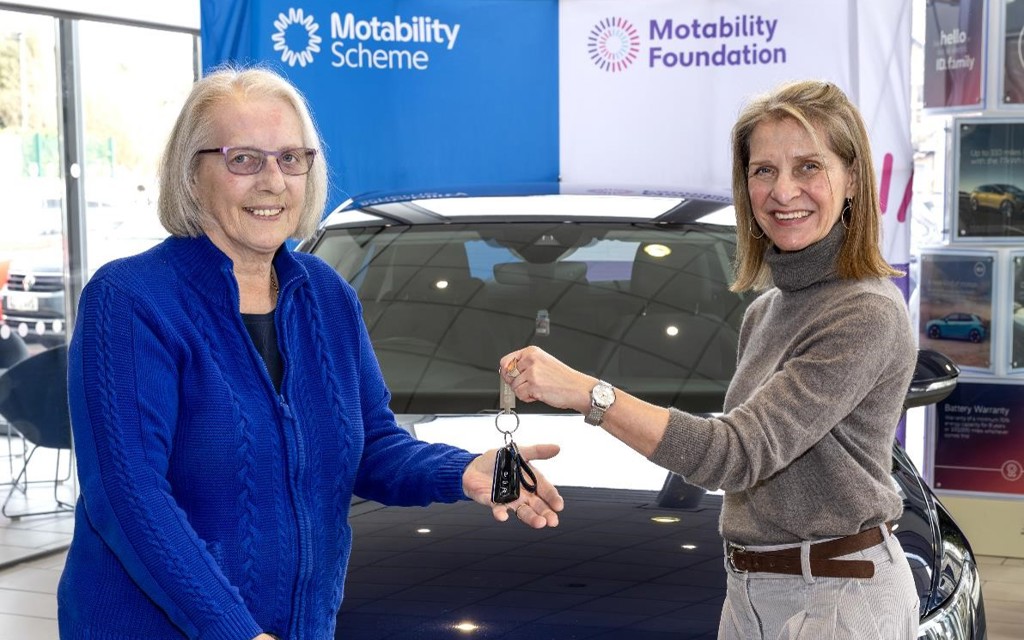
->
[904, 349, 960, 411]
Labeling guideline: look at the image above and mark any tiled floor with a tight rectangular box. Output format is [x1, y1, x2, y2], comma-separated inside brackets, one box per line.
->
[975, 555, 1024, 640]
[0, 442, 1021, 639]
[1, 438, 74, 639]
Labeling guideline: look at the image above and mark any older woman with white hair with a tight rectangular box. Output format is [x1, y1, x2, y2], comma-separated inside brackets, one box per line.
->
[57, 66, 563, 640]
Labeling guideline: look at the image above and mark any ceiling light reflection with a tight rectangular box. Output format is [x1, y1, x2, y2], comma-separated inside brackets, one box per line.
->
[453, 621, 480, 633]
[643, 243, 672, 258]
[650, 516, 681, 524]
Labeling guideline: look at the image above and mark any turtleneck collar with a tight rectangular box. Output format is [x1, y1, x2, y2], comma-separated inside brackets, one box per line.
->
[764, 222, 846, 292]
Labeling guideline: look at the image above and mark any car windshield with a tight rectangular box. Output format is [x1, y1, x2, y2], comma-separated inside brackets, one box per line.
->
[310, 220, 752, 414]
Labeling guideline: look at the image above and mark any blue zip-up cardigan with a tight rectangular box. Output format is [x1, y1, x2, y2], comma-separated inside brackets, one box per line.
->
[57, 236, 477, 639]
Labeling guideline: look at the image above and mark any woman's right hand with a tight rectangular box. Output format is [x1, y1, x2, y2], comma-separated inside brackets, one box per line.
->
[498, 346, 594, 414]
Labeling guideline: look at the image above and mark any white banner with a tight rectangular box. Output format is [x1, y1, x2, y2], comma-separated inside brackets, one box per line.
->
[559, 0, 912, 264]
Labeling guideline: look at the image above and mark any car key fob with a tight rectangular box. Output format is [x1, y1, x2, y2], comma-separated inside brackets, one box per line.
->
[491, 442, 521, 504]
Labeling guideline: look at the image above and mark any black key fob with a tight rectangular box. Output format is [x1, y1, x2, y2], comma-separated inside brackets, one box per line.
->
[491, 443, 521, 504]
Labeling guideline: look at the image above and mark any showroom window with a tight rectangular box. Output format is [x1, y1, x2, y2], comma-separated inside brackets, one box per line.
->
[2, 9, 195, 348]
[1, 10, 63, 347]
[0, 5, 197, 521]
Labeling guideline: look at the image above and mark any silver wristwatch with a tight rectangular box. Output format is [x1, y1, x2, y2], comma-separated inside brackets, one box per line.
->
[584, 380, 616, 426]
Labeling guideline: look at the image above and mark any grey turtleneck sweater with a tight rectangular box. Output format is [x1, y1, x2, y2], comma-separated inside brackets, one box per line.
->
[649, 224, 916, 545]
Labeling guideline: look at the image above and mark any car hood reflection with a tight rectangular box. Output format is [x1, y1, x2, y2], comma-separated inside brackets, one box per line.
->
[404, 413, 683, 491]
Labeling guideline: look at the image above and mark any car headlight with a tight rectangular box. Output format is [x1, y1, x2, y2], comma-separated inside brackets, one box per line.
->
[917, 503, 985, 639]
[917, 556, 982, 640]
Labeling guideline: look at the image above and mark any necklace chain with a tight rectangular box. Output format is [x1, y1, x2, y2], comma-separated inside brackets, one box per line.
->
[270, 270, 279, 297]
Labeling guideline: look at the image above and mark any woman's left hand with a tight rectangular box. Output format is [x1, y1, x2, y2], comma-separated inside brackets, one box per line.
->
[463, 444, 564, 528]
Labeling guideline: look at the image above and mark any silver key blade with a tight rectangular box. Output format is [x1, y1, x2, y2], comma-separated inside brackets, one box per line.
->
[500, 378, 516, 413]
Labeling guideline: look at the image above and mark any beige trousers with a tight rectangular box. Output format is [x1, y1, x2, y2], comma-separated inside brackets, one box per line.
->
[718, 525, 919, 639]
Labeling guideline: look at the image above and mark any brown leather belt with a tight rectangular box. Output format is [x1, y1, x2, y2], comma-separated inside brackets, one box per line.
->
[727, 523, 892, 579]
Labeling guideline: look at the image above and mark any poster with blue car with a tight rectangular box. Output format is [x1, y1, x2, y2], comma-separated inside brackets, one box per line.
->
[918, 250, 995, 371]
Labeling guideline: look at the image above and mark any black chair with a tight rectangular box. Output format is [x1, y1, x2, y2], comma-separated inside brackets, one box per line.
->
[0, 343, 74, 520]
[0, 333, 31, 483]
[0, 333, 29, 370]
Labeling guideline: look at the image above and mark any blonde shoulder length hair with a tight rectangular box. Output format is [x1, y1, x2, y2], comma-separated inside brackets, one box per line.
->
[157, 65, 328, 241]
[729, 80, 901, 292]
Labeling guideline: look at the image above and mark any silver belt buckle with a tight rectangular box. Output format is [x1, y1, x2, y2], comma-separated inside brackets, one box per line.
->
[726, 542, 747, 573]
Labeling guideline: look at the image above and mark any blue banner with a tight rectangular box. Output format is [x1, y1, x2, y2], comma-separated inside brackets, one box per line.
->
[201, 0, 560, 209]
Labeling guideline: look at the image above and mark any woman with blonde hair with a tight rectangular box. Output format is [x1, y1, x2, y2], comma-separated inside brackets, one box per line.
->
[500, 80, 918, 639]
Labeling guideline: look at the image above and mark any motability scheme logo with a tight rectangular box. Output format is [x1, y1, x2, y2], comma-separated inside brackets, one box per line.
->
[270, 7, 462, 70]
[272, 8, 322, 67]
[587, 13, 787, 72]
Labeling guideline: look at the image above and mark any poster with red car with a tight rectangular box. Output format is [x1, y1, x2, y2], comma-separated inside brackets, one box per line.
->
[933, 380, 1024, 496]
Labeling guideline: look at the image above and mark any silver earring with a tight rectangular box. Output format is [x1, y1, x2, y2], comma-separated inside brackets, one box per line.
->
[750, 223, 765, 239]
[841, 198, 852, 230]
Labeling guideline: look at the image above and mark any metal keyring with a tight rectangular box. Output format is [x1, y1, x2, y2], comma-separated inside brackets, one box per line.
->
[494, 410, 520, 441]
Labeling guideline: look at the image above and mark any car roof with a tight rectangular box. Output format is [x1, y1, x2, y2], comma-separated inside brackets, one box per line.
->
[320, 194, 736, 229]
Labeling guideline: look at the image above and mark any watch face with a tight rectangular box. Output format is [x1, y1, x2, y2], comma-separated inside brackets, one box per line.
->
[593, 384, 615, 406]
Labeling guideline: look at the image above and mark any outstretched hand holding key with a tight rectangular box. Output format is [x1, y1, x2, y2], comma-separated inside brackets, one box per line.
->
[459, 360, 564, 527]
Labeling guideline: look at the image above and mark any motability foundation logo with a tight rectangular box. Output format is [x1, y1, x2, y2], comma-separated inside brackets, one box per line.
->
[272, 8, 322, 67]
[588, 17, 640, 72]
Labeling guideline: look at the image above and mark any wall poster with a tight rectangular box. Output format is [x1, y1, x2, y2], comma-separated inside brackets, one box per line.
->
[923, 0, 985, 111]
[918, 250, 995, 372]
[953, 119, 1024, 240]
[1003, 0, 1024, 105]
[933, 380, 1024, 496]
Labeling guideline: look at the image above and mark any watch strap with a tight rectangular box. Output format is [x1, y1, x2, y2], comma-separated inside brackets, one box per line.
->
[584, 404, 606, 426]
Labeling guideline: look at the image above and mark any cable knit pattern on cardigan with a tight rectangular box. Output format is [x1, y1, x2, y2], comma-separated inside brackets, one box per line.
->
[95, 283, 220, 622]
[649, 224, 917, 546]
[58, 235, 476, 640]
[187, 293, 261, 604]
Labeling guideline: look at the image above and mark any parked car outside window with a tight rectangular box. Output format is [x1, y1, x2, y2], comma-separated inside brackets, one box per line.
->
[302, 195, 984, 640]
[0, 202, 167, 344]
